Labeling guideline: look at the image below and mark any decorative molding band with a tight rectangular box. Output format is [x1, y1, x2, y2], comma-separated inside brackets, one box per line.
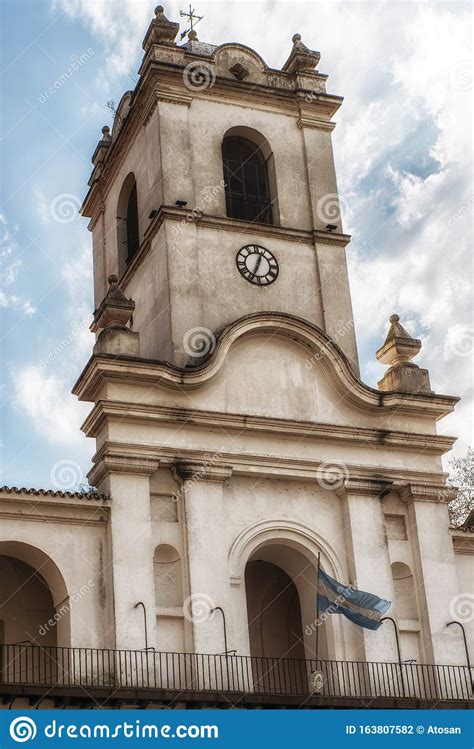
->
[116, 210, 351, 292]
[172, 461, 233, 483]
[89, 444, 160, 485]
[297, 115, 335, 132]
[82, 400, 456, 457]
[0, 510, 108, 527]
[87, 441, 450, 488]
[452, 536, 474, 554]
[313, 229, 351, 247]
[335, 477, 392, 499]
[397, 482, 457, 505]
[87, 201, 106, 232]
[157, 91, 192, 107]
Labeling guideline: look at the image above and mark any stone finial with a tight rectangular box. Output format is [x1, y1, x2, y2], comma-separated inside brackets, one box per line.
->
[91, 126, 112, 167]
[92, 275, 139, 357]
[282, 33, 320, 75]
[376, 313, 431, 394]
[188, 29, 198, 41]
[142, 5, 179, 51]
[377, 314, 421, 366]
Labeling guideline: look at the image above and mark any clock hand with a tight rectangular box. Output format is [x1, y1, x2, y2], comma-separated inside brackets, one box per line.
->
[253, 254, 263, 274]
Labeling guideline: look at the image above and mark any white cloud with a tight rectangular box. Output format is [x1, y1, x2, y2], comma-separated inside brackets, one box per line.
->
[0, 213, 36, 315]
[13, 367, 90, 447]
[342, 5, 472, 462]
[32, 186, 51, 225]
[56, 0, 153, 80]
[12, 243, 94, 447]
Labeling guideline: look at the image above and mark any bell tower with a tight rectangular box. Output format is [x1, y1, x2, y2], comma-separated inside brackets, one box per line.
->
[82, 5, 359, 374]
[75, 7, 461, 670]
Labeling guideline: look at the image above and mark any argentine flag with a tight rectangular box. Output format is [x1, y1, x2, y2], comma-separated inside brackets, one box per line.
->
[317, 567, 391, 630]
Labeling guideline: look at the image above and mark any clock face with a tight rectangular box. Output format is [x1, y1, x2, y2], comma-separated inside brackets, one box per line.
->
[235, 245, 279, 286]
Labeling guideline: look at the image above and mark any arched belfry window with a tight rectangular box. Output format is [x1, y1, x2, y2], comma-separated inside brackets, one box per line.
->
[222, 134, 276, 225]
[126, 183, 139, 261]
[117, 173, 140, 273]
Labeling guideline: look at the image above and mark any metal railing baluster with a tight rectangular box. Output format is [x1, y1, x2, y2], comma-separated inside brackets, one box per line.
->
[1, 644, 471, 703]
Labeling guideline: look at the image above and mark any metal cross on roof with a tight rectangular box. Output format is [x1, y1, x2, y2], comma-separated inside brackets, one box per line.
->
[179, 3, 204, 40]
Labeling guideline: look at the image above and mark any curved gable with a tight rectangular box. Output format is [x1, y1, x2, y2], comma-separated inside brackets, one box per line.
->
[213, 43, 268, 85]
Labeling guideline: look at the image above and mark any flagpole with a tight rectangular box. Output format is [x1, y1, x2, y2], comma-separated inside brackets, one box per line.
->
[315, 551, 321, 666]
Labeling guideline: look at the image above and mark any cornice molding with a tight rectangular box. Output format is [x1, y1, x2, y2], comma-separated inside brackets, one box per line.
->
[86, 441, 450, 488]
[81, 400, 456, 457]
[116, 208, 351, 291]
[172, 461, 233, 483]
[397, 482, 457, 505]
[0, 509, 108, 527]
[335, 477, 392, 499]
[297, 115, 336, 132]
[141, 62, 341, 114]
[89, 444, 160, 486]
[451, 535, 474, 553]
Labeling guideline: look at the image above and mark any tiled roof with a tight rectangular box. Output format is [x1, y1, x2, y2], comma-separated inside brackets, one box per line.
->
[0, 486, 109, 501]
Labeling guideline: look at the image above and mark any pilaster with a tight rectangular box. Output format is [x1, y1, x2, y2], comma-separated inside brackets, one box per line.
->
[336, 478, 397, 663]
[399, 482, 465, 665]
[91, 447, 160, 650]
[175, 461, 234, 655]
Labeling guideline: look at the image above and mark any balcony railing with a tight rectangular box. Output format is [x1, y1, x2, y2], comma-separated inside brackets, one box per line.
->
[1, 644, 472, 703]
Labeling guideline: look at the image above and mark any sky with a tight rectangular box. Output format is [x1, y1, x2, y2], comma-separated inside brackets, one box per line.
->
[0, 0, 472, 491]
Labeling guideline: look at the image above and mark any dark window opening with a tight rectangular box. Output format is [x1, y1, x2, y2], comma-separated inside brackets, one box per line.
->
[126, 183, 139, 263]
[222, 137, 273, 225]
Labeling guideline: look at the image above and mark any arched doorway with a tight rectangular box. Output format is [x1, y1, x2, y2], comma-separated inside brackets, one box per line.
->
[0, 542, 70, 645]
[244, 541, 328, 694]
[0, 548, 68, 685]
[0, 541, 70, 685]
[0, 556, 57, 646]
[245, 560, 305, 660]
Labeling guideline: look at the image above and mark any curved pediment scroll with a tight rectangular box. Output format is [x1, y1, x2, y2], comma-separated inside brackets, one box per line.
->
[213, 43, 269, 85]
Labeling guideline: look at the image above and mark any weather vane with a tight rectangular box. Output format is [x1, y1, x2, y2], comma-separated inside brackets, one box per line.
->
[179, 3, 204, 40]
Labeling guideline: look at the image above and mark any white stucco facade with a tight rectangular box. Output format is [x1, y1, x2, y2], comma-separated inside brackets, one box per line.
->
[1, 7, 472, 709]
